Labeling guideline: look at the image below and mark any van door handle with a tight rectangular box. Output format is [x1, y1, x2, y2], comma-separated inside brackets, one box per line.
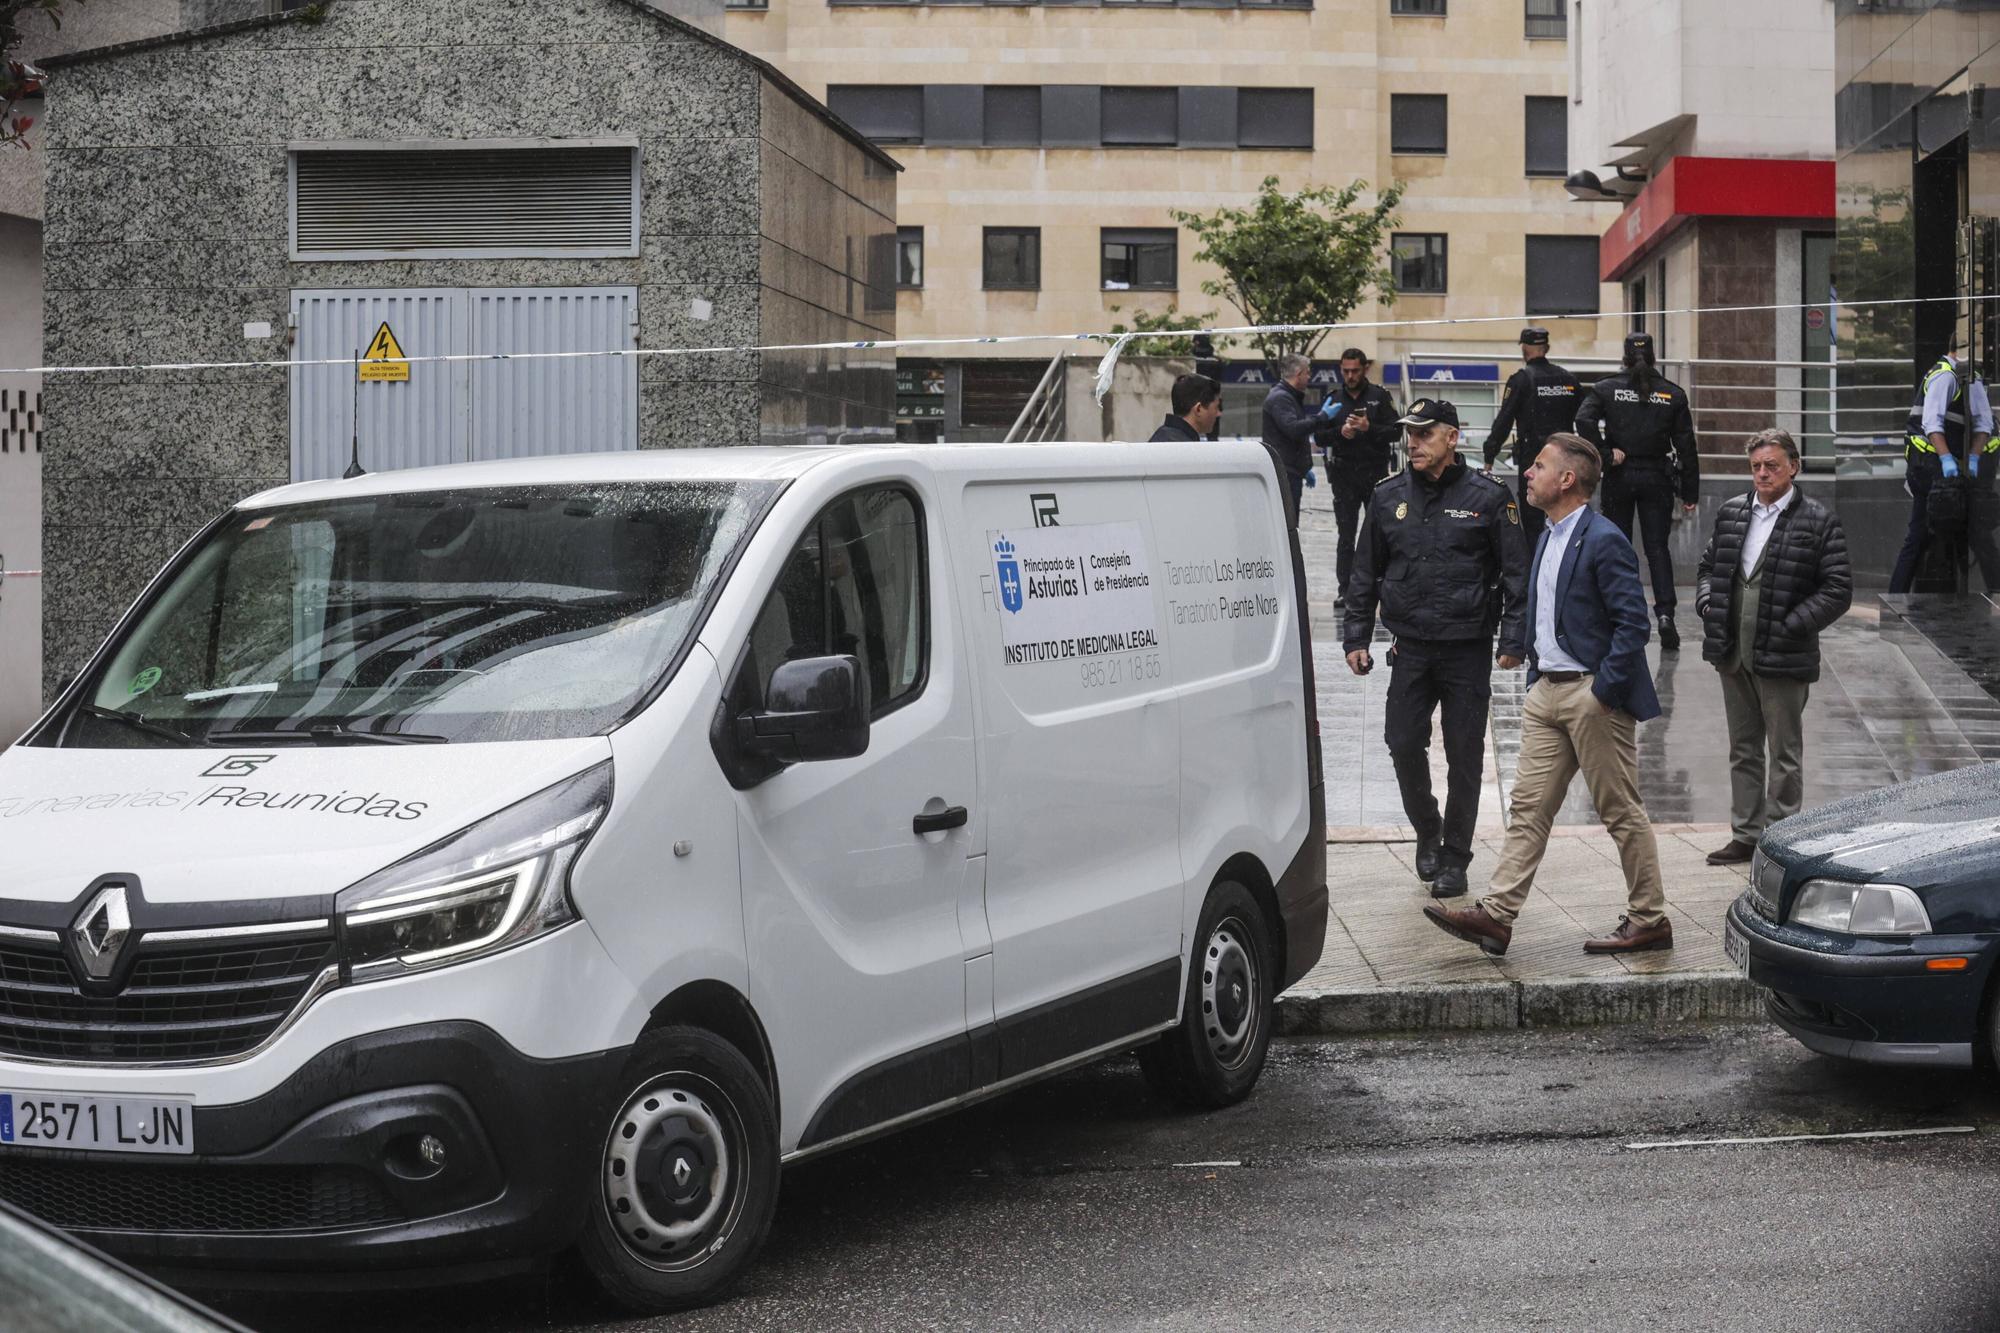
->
[913, 806, 969, 836]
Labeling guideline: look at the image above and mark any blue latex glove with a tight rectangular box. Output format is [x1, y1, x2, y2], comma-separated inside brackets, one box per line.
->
[1318, 397, 1340, 421]
[1973, 452, 1983, 478]
[1303, 468, 1318, 489]
[1941, 452, 1961, 478]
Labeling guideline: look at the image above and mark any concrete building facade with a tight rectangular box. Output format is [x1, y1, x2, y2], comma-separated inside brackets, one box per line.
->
[727, 0, 1624, 441]
[1568, 0, 1839, 469]
[33, 0, 897, 698]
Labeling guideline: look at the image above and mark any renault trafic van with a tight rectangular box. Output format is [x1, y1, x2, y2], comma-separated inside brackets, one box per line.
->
[0, 442, 1326, 1311]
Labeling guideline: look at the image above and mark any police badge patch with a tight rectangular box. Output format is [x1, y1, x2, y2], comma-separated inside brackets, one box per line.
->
[1506, 502, 1521, 525]
[1394, 501, 1408, 520]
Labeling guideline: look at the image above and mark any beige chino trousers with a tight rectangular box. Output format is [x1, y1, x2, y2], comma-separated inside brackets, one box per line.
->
[1479, 676, 1667, 927]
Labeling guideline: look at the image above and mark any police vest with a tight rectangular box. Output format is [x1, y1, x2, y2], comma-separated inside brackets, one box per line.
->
[1907, 357, 1993, 457]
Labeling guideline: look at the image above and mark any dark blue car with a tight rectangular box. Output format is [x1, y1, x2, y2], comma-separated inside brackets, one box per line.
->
[1725, 765, 2000, 1068]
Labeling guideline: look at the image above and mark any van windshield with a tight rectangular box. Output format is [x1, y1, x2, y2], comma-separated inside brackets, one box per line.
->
[65, 481, 773, 747]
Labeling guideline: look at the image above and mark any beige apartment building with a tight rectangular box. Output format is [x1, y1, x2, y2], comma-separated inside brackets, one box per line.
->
[728, 0, 1624, 438]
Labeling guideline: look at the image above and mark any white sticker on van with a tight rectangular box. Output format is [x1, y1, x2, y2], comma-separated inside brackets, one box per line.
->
[988, 522, 1159, 667]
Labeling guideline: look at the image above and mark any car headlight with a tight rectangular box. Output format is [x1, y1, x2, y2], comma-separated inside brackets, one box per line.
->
[1787, 879, 1932, 937]
[336, 762, 611, 982]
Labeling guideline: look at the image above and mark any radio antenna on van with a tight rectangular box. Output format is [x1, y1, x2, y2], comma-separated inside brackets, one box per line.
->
[343, 345, 367, 480]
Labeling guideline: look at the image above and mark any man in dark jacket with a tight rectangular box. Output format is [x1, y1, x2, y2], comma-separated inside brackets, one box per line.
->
[1422, 433, 1671, 959]
[1696, 428, 1853, 865]
[1484, 327, 1581, 554]
[1149, 373, 1221, 443]
[1343, 398, 1528, 896]
[1320, 349, 1401, 605]
[1576, 331, 1700, 650]
[1261, 353, 1322, 527]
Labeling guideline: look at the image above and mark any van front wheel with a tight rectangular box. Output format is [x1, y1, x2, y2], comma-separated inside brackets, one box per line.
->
[578, 1026, 779, 1313]
[1139, 880, 1274, 1109]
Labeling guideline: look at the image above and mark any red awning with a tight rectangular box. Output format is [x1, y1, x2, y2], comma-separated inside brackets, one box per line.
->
[1599, 156, 1835, 283]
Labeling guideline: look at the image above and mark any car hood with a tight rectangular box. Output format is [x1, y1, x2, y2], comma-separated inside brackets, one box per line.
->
[1762, 762, 2000, 891]
[0, 739, 612, 910]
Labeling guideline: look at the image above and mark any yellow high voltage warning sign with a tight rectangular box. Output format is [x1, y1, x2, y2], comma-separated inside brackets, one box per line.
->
[357, 321, 410, 382]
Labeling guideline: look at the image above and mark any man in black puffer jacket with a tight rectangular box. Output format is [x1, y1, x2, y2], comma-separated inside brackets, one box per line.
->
[1695, 428, 1852, 865]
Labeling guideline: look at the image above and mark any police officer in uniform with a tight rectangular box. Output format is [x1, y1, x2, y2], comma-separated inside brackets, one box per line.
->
[1889, 350, 1999, 592]
[1343, 398, 1529, 897]
[1484, 327, 1580, 554]
[1575, 331, 1699, 650]
[1318, 347, 1401, 606]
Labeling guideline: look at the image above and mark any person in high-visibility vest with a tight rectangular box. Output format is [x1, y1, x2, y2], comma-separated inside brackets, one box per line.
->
[1889, 351, 1998, 593]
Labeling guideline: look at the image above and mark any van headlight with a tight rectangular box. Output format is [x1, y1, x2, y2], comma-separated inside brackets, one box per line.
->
[336, 762, 612, 982]
[1788, 880, 1932, 937]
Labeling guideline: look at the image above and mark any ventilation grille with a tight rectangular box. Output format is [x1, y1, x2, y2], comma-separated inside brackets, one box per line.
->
[294, 147, 638, 258]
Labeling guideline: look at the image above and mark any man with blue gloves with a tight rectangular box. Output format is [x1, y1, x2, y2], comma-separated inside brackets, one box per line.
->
[1890, 349, 1999, 592]
[1261, 353, 1325, 528]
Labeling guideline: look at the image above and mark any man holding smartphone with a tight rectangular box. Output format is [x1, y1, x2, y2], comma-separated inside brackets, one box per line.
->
[1318, 348, 1401, 607]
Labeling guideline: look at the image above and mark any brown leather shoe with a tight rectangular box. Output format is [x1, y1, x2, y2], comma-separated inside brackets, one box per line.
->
[1705, 840, 1755, 865]
[1422, 904, 1512, 956]
[1583, 915, 1674, 953]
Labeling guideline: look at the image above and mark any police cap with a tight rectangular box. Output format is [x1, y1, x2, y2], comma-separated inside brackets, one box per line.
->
[1519, 327, 1550, 347]
[1397, 398, 1460, 429]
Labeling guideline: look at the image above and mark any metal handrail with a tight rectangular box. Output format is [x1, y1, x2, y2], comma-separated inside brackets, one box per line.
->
[1004, 351, 1067, 443]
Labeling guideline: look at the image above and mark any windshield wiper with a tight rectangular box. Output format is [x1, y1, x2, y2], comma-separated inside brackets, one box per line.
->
[207, 723, 449, 747]
[74, 704, 199, 747]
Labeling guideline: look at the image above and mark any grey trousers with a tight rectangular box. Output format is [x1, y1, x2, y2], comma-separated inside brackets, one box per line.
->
[1719, 665, 1811, 843]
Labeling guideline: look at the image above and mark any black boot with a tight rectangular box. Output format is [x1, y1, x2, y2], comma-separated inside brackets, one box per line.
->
[1413, 838, 1441, 883]
[1657, 612, 1680, 652]
[1431, 862, 1470, 898]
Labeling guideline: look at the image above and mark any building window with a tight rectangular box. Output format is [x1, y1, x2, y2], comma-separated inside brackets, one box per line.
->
[1390, 0, 1445, 12]
[1525, 97, 1567, 177]
[898, 227, 925, 289]
[1102, 229, 1177, 290]
[983, 227, 1042, 290]
[724, 0, 768, 9]
[1390, 233, 1448, 295]
[1101, 88, 1180, 147]
[985, 86, 1042, 146]
[826, 86, 924, 144]
[1238, 88, 1314, 149]
[823, 85, 1311, 149]
[1525, 235, 1601, 315]
[1390, 94, 1447, 155]
[1524, 0, 1565, 39]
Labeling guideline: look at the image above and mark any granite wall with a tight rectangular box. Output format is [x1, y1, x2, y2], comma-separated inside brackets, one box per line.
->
[39, 0, 895, 694]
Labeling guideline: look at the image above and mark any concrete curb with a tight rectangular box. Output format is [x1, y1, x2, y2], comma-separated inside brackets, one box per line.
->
[1276, 972, 1762, 1036]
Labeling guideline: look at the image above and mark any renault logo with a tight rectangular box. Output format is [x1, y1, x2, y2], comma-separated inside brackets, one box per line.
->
[71, 882, 132, 981]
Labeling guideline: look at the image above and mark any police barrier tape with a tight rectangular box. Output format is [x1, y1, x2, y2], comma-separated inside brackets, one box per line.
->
[2, 295, 1996, 398]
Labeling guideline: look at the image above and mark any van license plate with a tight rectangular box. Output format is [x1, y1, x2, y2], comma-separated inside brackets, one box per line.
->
[0, 1092, 194, 1155]
[1723, 926, 1753, 982]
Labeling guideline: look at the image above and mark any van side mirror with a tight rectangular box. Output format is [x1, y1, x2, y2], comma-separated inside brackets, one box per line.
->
[734, 655, 870, 767]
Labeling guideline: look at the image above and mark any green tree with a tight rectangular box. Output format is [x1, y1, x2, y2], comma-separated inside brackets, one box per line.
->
[1174, 175, 1404, 367]
[2, 0, 83, 148]
[1105, 304, 1227, 360]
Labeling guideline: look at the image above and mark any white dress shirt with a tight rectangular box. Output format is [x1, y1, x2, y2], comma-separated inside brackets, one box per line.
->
[1740, 485, 1796, 575]
[1533, 505, 1588, 673]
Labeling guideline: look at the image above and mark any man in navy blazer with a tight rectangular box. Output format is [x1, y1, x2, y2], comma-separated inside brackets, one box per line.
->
[1424, 433, 1672, 957]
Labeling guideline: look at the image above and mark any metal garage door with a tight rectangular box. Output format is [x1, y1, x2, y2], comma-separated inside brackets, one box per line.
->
[290, 287, 639, 482]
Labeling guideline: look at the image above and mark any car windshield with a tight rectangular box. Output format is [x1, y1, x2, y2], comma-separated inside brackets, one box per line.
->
[64, 480, 772, 747]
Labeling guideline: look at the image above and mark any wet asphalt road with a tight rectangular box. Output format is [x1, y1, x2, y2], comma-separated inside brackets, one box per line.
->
[208, 1022, 2000, 1333]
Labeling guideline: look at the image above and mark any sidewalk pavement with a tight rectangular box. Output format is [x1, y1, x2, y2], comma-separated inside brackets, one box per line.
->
[1276, 480, 2000, 1036]
[1276, 825, 1760, 1036]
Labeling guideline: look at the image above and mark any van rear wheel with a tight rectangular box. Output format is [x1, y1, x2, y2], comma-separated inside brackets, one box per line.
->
[578, 1026, 779, 1313]
[1139, 880, 1274, 1109]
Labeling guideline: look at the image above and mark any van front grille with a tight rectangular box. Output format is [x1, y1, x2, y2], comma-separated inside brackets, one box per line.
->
[0, 933, 336, 1063]
[0, 1157, 402, 1233]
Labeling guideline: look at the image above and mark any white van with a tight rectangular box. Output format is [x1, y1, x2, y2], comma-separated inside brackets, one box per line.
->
[0, 442, 1325, 1311]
